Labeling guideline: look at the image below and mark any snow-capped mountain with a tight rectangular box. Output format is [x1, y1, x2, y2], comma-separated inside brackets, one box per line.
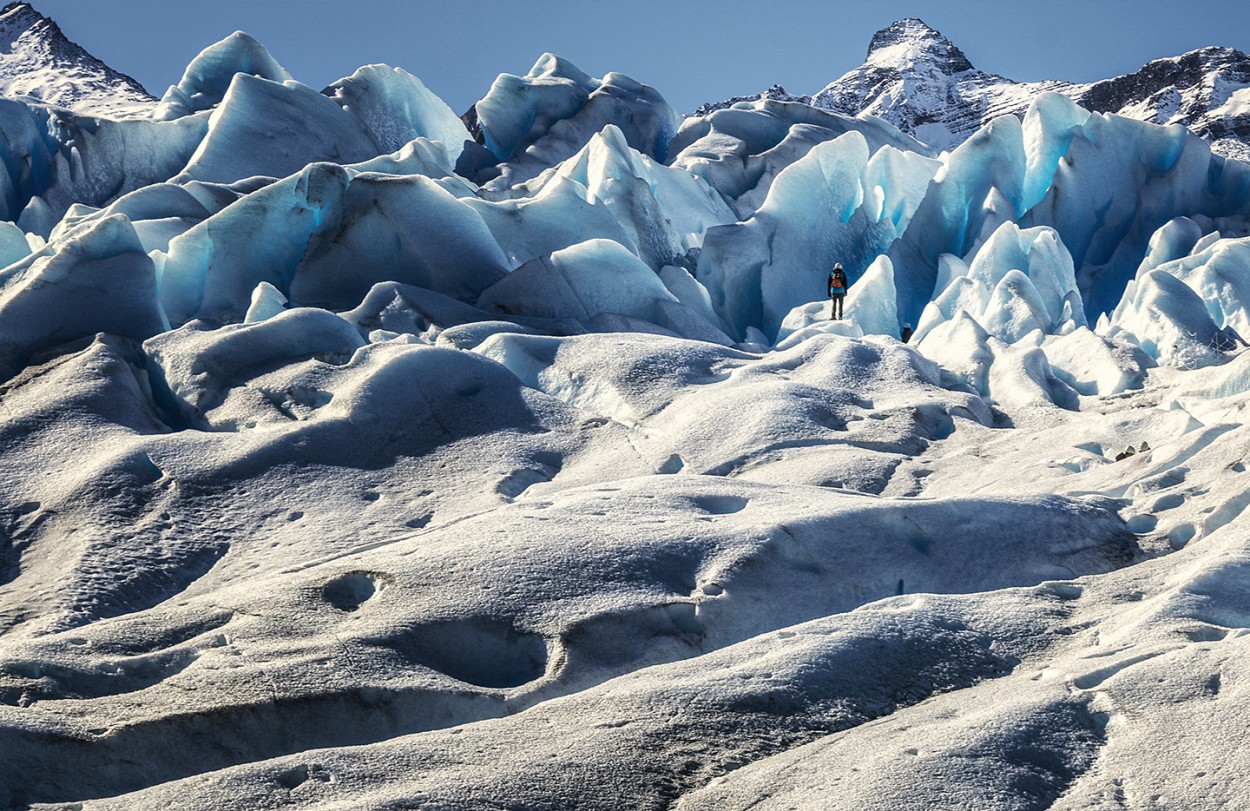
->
[808, 19, 1068, 151]
[0, 1, 156, 118]
[705, 18, 1250, 161]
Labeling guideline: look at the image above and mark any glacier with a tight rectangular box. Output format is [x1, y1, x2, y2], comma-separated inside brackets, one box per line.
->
[2, 17, 1250, 811]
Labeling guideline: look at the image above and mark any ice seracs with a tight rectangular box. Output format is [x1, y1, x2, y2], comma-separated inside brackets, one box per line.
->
[670, 96, 935, 218]
[912, 222, 1085, 346]
[154, 31, 292, 120]
[325, 65, 472, 162]
[465, 53, 681, 189]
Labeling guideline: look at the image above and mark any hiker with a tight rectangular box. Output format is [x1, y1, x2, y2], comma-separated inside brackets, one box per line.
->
[901, 323, 913, 343]
[828, 263, 848, 320]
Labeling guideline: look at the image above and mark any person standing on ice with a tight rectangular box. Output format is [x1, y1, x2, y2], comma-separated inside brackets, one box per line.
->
[828, 263, 849, 320]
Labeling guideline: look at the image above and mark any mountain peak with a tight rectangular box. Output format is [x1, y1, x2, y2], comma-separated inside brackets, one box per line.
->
[0, 2, 56, 44]
[865, 18, 974, 73]
[1, 2, 38, 20]
[0, 1, 156, 117]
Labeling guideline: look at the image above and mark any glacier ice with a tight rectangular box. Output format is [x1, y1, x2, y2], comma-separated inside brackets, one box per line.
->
[889, 93, 1250, 326]
[5, 31, 1250, 811]
[175, 74, 379, 185]
[0, 99, 209, 229]
[473, 124, 734, 272]
[914, 310, 1078, 409]
[324, 64, 471, 162]
[1144, 233, 1250, 338]
[154, 31, 294, 120]
[474, 53, 601, 162]
[698, 131, 871, 339]
[1139, 216, 1205, 275]
[290, 171, 510, 309]
[0, 213, 162, 379]
[773, 307, 865, 351]
[1041, 326, 1153, 395]
[670, 98, 936, 217]
[146, 306, 365, 424]
[342, 281, 503, 344]
[1101, 268, 1240, 368]
[0, 218, 31, 267]
[159, 161, 508, 325]
[469, 54, 681, 189]
[243, 281, 287, 323]
[844, 254, 901, 337]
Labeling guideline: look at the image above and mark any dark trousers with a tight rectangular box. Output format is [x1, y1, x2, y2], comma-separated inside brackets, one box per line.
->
[830, 294, 844, 319]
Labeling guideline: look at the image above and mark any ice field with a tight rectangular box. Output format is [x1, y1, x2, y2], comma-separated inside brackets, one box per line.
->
[3, 24, 1250, 810]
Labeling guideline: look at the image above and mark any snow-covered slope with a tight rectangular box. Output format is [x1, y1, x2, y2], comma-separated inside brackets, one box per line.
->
[3, 15, 1250, 811]
[0, 2, 156, 118]
[705, 18, 1250, 161]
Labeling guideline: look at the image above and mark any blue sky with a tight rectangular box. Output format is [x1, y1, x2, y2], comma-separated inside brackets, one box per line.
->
[30, 0, 1250, 114]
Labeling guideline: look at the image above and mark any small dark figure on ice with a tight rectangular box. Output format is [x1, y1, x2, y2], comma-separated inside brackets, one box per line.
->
[828, 263, 848, 320]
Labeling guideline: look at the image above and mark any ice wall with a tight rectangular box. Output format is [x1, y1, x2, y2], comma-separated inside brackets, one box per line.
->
[0, 38, 1248, 395]
[474, 124, 733, 270]
[697, 132, 940, 339]
[0, 38, 481, 232]
[158, 160, 509, 325]
[175, 74, 379, 185]
[889, 93, 1250, 326]
[0, 99, 209, 231]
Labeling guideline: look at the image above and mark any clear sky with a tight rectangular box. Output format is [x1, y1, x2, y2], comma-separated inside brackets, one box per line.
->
[28, 0, 1250, 115]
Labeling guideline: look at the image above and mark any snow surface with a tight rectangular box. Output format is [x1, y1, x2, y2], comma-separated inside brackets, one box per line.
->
[2, 16, 1250, 811]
